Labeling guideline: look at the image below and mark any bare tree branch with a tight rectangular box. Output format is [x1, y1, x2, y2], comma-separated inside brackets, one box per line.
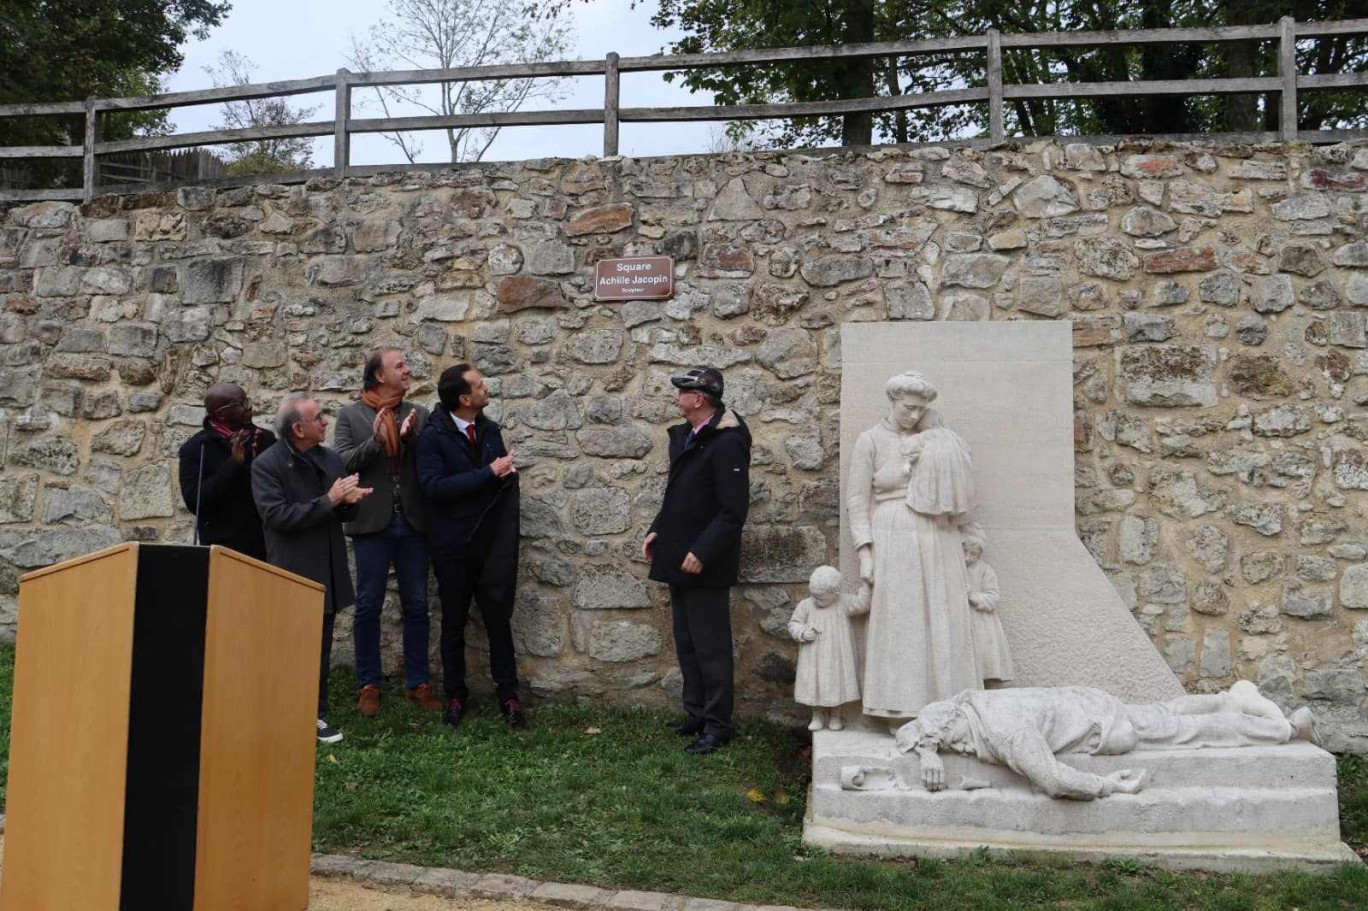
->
[205, 50, 320, 175]
[350, 0, 573, 164]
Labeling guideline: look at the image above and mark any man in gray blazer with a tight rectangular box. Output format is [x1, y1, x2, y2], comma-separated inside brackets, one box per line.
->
[332, 348, 439, 717]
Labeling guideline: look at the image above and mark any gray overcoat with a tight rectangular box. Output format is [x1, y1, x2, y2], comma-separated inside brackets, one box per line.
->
[251, 440, 359, 613]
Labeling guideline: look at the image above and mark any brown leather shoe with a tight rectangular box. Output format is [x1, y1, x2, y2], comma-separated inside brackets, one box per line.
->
[357, 684, 381, 717]
[405, 683, 443, 711]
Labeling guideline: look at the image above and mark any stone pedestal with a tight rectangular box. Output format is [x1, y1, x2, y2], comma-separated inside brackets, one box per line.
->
[804, 728, 1358, 872]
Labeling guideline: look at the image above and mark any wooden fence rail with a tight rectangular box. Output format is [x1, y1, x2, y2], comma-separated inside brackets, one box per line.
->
[2, 15, 1367, 202]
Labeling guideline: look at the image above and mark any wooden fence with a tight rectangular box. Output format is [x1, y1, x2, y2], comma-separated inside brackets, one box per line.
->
[2, 15, 1367, 203]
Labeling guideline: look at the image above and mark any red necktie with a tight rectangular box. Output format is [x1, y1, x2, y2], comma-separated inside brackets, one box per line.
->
[466, 423, 477, 448]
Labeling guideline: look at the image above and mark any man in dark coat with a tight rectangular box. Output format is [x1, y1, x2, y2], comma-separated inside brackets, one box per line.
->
[332, 348, 439, 717]
[415, 364, 523, 729]
[643, 367, 752, 755]
[252, 393, 372, 744]
[178, 383, 275, 559]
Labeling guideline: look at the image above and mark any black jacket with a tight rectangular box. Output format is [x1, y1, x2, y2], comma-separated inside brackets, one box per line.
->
[177, 421, 277, 560]
[648, 409, 752, 589]
[415, 407, 520, 578]
[250, 440, 359, 613]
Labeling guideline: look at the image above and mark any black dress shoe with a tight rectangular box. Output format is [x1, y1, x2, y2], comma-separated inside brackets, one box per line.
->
[444, 698, 465, 727]
[501, 698, 526, 728]
[672, 717, 705, 737]
[684, 732, 730, 755]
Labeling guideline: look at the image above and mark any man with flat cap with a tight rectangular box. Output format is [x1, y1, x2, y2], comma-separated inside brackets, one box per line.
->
[178, 383, 275, 559]
[643, 367, 752, 754]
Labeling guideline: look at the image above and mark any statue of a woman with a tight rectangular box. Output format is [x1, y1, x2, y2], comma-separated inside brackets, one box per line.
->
[847, 371, 980, 724]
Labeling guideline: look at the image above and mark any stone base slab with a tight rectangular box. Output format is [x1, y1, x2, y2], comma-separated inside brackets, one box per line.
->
[802, 811, 1360, 873]
[805, 728, 1360, 873]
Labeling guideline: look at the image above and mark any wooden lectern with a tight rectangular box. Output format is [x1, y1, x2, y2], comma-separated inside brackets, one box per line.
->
[0, 543, 325, 911]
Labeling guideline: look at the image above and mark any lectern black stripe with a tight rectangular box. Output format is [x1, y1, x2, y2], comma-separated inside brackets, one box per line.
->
[120, 545, 211, 911]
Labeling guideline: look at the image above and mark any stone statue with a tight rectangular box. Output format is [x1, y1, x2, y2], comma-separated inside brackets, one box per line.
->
[961, 523, 1013, 684]
[788, 566, 871, 731]
[895, 682, 1318, 800]
[847, 371, 979, 722]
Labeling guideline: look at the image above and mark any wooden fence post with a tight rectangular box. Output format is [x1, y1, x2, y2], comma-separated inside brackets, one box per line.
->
[1279, 17, 1298, 142]
[334, 69, 351, 178]
[604, 52, 620, 157]
[82, 98, 99, 202]
[987, 29, 1004, 143]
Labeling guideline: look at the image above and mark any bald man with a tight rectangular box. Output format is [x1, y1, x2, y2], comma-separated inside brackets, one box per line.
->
[178, 383, 276, 559]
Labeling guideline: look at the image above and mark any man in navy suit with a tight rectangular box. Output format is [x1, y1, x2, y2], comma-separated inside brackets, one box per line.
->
[415, 364, 524, 729]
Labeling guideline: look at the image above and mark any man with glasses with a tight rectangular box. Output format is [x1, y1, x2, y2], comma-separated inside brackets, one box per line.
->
[178, 383, 276, 559]
[642, 367, 752, 755]
[252, 394, 372, 744]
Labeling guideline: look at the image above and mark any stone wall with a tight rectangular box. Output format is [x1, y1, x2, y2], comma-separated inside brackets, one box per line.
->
[1, 137, 1366, 748]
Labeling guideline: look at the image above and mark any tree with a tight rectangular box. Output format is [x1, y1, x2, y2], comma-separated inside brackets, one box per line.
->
[346, 0, 573, 164]
[644, 0, 1368, 149]
[204, 50, 320, 177]
[0, 0, 230, 147]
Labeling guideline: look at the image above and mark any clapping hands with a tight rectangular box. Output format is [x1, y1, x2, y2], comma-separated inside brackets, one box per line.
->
[327, 473, 373, 507]
[229, 428, 261, 465]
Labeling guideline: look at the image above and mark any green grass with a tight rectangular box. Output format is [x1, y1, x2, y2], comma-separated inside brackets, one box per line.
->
[310, 667, 1368, 910]
[1341, 753, 1368, 851]
[0, 646, 1366, 909]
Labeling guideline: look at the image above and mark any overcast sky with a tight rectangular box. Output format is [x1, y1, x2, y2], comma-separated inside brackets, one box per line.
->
[162, 0, 737, 167]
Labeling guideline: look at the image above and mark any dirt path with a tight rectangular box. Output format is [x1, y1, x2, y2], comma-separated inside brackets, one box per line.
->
[0, 836, 549, 910]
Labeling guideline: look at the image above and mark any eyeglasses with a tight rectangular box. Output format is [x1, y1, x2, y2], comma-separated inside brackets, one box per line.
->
[212, 398, 248, 413]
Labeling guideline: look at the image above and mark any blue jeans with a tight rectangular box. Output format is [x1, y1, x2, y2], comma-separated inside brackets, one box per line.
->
[352, 514, 431, 689]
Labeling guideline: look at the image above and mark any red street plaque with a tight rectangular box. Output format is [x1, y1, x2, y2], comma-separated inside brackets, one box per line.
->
[594, 256, 674, 301]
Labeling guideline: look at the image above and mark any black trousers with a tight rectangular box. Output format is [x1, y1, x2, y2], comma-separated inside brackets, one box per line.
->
[318, 610, 336, 719]
[433, 554, 520, 704]
[670, 584, 734, 738]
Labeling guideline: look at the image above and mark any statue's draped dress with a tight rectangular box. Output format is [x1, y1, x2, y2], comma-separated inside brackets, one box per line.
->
[847, 416, 979, 718]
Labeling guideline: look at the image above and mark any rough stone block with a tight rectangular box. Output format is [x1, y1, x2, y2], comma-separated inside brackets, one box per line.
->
[119, 463, 175, 520]
[531, 881, 617, 908]
[607, 890, 683, 911]
[355, 860, 425, 887]
[739, 525, 827, 583]
[570, 487, 630, 535]
[573, 572, 651, 610]
[0, 474, 39, 524]
[412, 867, 482, 898]
[566, 203, 633, 236]
[309, 854, 361, 876]
[183, 258, 245, 303]
[1119, 346, 1217, 407]
[498, 276, 567, 312]
[1074, 236, 1139, 281]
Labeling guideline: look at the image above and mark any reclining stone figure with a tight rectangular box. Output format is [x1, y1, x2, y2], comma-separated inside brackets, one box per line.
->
[895, 682, 1317, 800]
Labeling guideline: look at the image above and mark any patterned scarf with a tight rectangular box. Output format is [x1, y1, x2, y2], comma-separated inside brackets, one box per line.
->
[208, 419, 237, 439]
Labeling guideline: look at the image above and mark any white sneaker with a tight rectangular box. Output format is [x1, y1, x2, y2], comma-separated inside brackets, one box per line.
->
[317, 718, 343, 744]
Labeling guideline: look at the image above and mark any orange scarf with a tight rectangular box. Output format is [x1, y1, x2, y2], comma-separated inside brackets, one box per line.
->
[361, 388, 404, 471]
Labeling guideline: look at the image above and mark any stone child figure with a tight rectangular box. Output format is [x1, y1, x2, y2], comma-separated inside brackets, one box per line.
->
[788, 567, 872, 731]
[847, 371, 979, 724]
[960, 523, 1013, 684]
[895, 682, 1318, 801]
